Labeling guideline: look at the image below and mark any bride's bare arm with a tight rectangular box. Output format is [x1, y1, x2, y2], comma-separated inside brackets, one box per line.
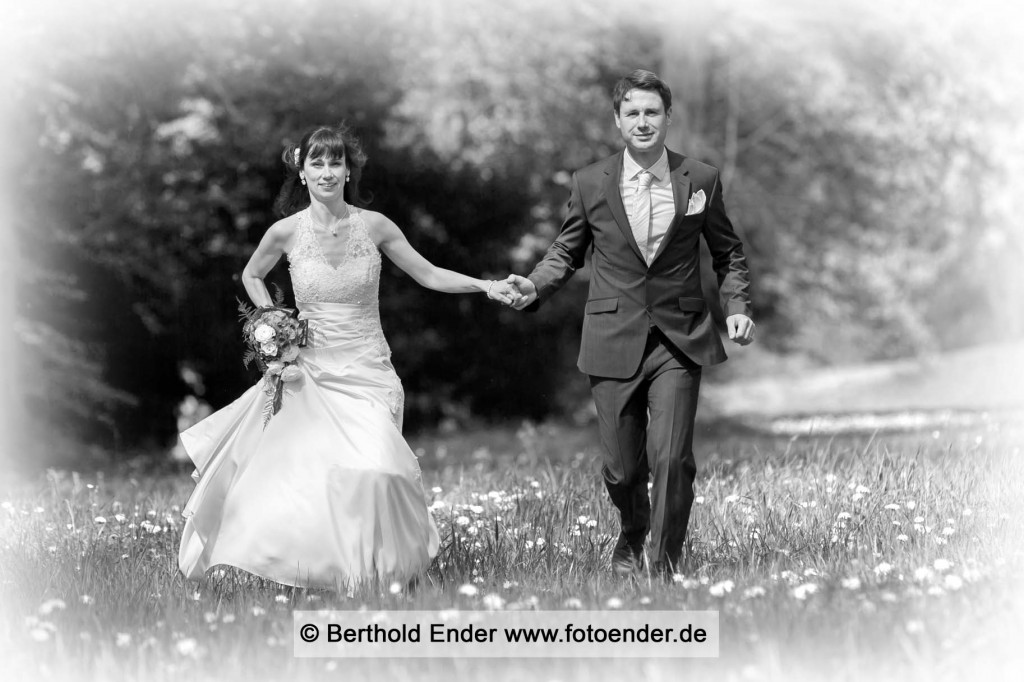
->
[241, 219, 295, 307]
[371, 213, 515, 304]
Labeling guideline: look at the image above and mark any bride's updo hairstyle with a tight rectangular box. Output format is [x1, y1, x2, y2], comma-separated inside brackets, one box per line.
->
[273, 121, 370, 218]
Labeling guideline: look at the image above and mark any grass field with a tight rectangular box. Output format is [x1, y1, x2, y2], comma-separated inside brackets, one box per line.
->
[2, 418, 1023, 682]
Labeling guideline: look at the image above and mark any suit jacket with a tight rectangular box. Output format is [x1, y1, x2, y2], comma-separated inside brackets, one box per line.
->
[527, 149, 752, 379]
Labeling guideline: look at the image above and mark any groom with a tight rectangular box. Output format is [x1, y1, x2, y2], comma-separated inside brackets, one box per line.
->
[508, 69, 754, 577]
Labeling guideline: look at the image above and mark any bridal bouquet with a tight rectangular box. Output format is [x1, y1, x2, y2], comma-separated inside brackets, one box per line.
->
[238, 295, 309, 427]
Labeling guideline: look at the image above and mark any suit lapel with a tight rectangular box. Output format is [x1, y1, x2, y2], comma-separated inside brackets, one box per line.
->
[650, 150, 690, 265]
[602, 152, 646, 263]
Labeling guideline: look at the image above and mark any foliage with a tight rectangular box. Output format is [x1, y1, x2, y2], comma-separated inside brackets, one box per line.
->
[10, 0, 1022, 462]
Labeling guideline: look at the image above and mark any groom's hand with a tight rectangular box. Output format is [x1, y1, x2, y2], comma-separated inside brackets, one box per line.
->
[726, 314, 755, 345]
[506, 275, 537, 310]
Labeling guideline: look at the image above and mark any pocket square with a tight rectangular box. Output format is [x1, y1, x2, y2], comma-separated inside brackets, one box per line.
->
[685, 189, 706, 216]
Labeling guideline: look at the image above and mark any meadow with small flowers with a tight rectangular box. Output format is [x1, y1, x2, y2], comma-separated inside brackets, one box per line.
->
[2, 418, 1022, 682]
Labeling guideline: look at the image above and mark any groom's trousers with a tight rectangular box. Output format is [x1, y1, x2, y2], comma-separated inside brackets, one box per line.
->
[589, 327, 701, 569]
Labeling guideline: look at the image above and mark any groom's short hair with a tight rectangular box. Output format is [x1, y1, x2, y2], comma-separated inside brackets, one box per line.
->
[612, 69, 673, 114]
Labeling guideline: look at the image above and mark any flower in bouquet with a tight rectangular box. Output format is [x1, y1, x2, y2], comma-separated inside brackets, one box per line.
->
[253, 324, 276, 343]
[238, 290, 309, 427]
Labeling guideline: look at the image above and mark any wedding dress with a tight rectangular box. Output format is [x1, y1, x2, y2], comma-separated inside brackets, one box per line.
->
[178, 207, 439, 588]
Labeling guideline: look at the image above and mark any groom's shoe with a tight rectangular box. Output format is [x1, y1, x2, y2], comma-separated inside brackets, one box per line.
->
[611, 547, 637, 577]
[611, 533, 644, 577]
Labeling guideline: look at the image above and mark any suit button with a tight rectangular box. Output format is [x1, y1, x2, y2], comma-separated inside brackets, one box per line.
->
[646, 306, 653, 313]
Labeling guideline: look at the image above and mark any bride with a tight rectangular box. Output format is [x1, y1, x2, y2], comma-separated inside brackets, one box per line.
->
[177, 122, 517, 589]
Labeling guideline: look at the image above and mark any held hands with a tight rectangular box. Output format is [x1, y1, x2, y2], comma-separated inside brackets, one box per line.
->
[726, 314, 755, 346]
[486, 275, 537, 309]
[485, 279, 519, 305]
[505, 275, 537, 310]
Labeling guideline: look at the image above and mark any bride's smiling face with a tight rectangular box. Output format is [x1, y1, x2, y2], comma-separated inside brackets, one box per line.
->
[301, 154, 348, 202]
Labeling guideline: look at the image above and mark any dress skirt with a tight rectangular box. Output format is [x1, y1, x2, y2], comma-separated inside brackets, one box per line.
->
[178, 302, 440, 589]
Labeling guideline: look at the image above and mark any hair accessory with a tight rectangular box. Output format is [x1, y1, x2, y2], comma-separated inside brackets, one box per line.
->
[294, 148, 301, 166]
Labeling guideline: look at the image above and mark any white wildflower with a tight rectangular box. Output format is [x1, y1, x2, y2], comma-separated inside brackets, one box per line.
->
[709, 580, 734, 597]
[38, 599, 67, 616]
[743, 586, 766, 599]
[175, 638, 198, 656]
[792, 583, 818, 600]
[943, 575, 964, 591]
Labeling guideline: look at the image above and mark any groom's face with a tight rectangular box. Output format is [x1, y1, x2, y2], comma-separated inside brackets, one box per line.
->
[614, 89, 671, 156]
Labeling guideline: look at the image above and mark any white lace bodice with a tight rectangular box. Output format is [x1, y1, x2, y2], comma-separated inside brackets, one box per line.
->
[287, 208, 381, 305]
[286, 207, 404, 429]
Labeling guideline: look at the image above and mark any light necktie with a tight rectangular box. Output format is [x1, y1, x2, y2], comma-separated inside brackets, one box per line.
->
[632, 171, 654, 263]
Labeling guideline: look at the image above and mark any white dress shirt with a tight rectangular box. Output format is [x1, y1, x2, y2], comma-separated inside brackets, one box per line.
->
[620, 148, 675, 263]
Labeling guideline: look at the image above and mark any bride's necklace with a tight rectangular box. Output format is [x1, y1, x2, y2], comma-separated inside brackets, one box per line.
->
[309, 205, 351, 237]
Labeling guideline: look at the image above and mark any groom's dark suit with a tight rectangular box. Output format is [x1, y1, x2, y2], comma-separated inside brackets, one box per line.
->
[527, 148, 751, 569]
